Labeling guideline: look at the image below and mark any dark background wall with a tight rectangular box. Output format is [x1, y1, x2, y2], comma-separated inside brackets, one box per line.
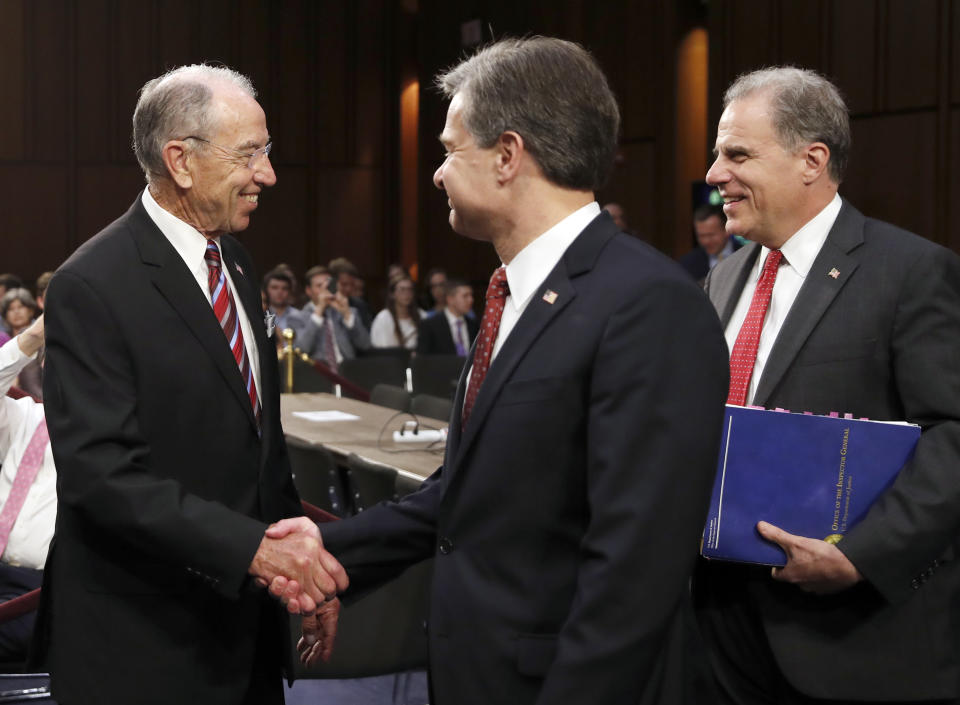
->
[1, 0, 957, 302]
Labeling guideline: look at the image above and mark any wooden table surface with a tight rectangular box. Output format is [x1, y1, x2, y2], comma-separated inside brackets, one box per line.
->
[280, 393, 445, 481]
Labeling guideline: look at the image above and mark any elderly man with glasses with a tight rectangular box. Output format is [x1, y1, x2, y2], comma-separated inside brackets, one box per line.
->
[32, 64, 347, 705]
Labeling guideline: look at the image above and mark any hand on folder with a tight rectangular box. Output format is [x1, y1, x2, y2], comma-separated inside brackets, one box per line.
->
[758, 521, 863, 594]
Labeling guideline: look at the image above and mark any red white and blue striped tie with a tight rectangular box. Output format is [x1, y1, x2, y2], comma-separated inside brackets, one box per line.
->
[205, 240, 260, 429]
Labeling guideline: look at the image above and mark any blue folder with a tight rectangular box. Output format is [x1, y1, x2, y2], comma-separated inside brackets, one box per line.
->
[701, 405, 920, 566]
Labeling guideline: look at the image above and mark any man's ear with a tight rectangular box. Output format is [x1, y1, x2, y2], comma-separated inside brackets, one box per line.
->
[801, 142, 830, 184]
[161, 140, 194, 189]
[495, 130, 525, 185]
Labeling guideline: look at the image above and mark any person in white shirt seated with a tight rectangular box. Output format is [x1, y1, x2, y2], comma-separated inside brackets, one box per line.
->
[298, 266, 370, 370]
[370, 275, 425, 350]
[417, 278, 478, 356]
[0, 315, 54, 662]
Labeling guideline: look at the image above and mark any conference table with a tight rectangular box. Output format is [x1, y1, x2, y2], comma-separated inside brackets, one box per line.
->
[280, 392, 446, 483]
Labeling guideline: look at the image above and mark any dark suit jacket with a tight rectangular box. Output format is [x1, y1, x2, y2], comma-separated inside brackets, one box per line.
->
[321, 212, 730, 705]
[416, 310, 478, 356]
[699, 199, 960, 700]
[678, 237, 742, 282]
[34, 195, 301, 705]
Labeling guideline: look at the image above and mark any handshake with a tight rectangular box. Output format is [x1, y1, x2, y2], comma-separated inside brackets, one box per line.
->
[248, 516, 347, 665]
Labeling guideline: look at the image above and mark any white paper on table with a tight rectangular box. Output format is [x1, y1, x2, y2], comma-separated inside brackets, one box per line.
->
[292, 410, 361, 422]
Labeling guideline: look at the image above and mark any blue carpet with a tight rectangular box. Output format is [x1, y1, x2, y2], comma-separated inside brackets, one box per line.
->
[285, 671, 428, 705]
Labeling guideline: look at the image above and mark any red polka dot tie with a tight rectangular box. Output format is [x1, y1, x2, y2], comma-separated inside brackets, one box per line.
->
[462, 267, 510, 430]
[0, 418, 48, 556]
[727, 250, 783, 406]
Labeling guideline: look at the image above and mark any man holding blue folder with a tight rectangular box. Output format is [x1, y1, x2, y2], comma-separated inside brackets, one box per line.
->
[696, 67, 960, 704]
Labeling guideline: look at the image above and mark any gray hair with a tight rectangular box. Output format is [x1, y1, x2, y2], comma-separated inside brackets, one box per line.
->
[724, 66, 850, 183]
[436, 36, 620, 191]
[1, 288, 38, 320]
[132, 64, 256, 182]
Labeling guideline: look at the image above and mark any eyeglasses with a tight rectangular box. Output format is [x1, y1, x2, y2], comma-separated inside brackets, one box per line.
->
[185, 136, 272, 169]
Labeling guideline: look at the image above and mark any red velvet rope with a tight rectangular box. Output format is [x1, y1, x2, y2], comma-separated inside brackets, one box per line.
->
[308, 360, 371, 402]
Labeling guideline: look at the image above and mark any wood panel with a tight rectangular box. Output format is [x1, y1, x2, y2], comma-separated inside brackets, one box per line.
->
[829, 0, 876, 115]
[0, 0, 26, 161]
[953, 0, 960, 103]
[76, 0, 112, 163]
[597, 140, 657, 246]
[844, 112, 937, 238]
[947, 108, 960, 251]
[0, 166, 70, 279]
[779, 0, 822, 70]
[32, 0, 71, 162]
[242, 165, 310, 281]
[728, 0, 774, 79]
[885, 0, 938, 110]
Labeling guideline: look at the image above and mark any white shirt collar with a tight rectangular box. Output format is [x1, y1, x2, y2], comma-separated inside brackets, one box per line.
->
[443, 307, 463, 327]
[504, 202, 601, 312]
[141, 187, 219, 276]
[755, 193, 842, 279]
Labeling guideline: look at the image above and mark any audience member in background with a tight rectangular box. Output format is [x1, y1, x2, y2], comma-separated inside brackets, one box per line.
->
[329, 257, 373, 330]
[264, 266, 308, 345]
[34, 272, 54, 311]
[601, 202, 641, 239]
[1, 290, 41, 399]
[0, 315, 53, 662]
[387, 263, 407, 282]
[678, 204, 741, 283]
[0, 276, 23, 335]
[299, 265, 370, 369]
[417, 278, 477, 356]
[421, 267, 448, 317]
[370, 274, 424, 349]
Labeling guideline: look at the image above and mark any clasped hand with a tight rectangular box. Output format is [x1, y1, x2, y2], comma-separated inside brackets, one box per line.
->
[249, 517, 348, 615]
[757, 521, 863, 594]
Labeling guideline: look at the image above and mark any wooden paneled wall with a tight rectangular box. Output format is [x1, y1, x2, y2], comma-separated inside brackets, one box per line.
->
[414, 0, 682, 282]
[2, 0, 956, 301]
[0, 0, 402, 295]
[709, 0, 960, 252]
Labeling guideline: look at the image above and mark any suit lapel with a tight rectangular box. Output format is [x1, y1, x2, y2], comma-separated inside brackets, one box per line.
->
[448, 215, 614, 475]
[753, 201, 865, 407]
[128, 199, 260, 434]
[709, 242, 761, 327]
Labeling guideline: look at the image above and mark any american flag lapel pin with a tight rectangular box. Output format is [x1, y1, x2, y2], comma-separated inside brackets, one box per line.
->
[542, 289, 558, 304]
[828, 267, 840, 279]
[234, 262, 244, 276]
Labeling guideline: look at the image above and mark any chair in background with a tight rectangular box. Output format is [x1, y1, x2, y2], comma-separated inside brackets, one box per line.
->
[288, 356, 335, 394]
[285, 437, 348, 517]
[357, 346, 412, 369]
[369, 384, 411, 413]
[345, 453, 398, 512]
[339, 357, 408, 398]
[411, 394, 453, 424]
[410, 354, 465, 400]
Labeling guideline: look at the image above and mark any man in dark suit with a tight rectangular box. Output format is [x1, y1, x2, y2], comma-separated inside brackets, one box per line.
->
[416, 278, 478, 356]
[272, 36, 729, 705]
[34, 64, 346, 705]
[695, 66, 960, 704]
[679, 204, 742, 283]
[299, 265, 370, 366]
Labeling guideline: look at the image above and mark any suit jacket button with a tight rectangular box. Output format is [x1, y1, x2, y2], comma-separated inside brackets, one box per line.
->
[422, 619, 428, 634]
[911, 578, 920, 590]
[438, 537, 453, 555]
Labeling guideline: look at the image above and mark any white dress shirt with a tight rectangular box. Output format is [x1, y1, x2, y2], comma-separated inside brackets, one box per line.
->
[141, 188, 261, 399]
[0, 338, 56, 569]
[724, 193, 842, 404]
[463, 201, 600, 401]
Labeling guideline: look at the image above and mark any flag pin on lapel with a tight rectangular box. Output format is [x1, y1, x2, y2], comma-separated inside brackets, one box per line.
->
[234, 262, 244, 276]
[542, 289, 558, 304]
[828, 267, 840, 279]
